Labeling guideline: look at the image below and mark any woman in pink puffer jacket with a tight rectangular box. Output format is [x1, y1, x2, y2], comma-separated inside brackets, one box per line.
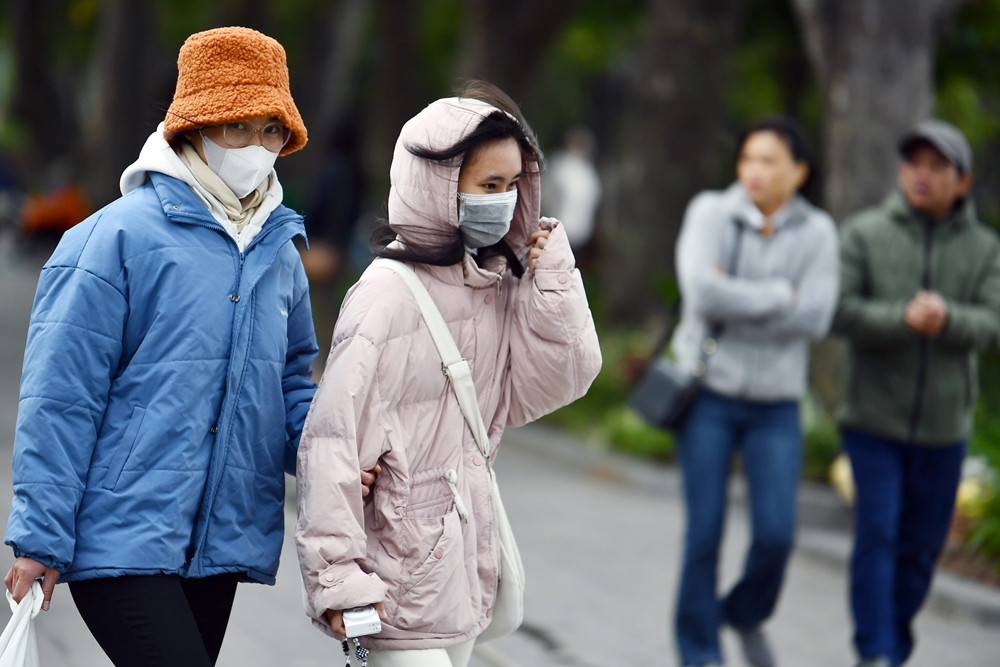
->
[295, 80, 602, 665]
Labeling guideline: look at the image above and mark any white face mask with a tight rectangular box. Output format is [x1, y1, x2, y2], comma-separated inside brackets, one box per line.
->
[457, 190, 518, 248]
[200, 134, 279, 198]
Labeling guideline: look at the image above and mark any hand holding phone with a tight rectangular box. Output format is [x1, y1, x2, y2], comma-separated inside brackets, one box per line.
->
[342, 605, 382, 638]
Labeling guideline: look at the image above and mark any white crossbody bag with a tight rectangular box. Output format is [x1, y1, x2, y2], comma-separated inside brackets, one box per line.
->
[368, 258, 525, 642]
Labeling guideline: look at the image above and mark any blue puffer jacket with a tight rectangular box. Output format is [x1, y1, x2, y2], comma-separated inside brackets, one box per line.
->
[5, 172, 318, 584]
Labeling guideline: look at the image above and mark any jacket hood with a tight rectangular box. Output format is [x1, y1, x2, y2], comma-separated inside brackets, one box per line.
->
[387, 96, 541, 257]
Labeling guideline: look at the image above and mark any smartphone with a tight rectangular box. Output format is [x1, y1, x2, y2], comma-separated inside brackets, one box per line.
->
[342, 605, 382, 638]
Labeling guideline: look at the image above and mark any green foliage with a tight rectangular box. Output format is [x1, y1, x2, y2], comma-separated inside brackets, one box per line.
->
[543, 325, 844, 476]
[531, 0, 644, 146]
[936, 0, 1000, 230]
[966, 490, 1000, 560]
[936, 75, 1000, 149]
[542, 326, 675, 461]
[727, 0, 821, 134]
[417, 0, 463, 94]
[801, 399, 841, 481]
[601, 405, 675, 460]
[966, 351, 1000, 564]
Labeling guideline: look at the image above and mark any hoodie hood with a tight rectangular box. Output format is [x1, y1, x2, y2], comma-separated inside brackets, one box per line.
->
[121, 122, 196, 196]
[387, 96, 541, 258]
[120, 122, 284, 252]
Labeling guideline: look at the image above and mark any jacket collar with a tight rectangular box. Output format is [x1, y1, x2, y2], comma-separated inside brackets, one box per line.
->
[147, 172, 306, 253]
[419, 253, 507, 290]
[886, 188, 976, 233]
[723, 182, 811, 233]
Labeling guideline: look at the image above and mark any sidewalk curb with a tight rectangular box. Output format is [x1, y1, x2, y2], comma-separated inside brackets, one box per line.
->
[503, 423, 1000, 629]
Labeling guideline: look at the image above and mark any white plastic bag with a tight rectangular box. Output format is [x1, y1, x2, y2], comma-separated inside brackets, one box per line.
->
[0, 581, 42, 667]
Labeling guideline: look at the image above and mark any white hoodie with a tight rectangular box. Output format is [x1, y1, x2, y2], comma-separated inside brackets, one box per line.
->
[119, 122, 284, 252]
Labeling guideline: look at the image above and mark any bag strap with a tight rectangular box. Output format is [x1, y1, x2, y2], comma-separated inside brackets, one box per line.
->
[653, 218, 745, 373]
[367, 258, 491, 459]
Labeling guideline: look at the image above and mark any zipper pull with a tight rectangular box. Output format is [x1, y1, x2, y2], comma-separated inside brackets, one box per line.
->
[496, 274, 503, 298]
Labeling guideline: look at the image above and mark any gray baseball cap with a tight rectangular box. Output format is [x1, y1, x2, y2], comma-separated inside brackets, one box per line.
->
[898, 119, 973, 174]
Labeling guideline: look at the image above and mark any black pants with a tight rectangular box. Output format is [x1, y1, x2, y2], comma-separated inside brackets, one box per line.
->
[69, 573, 240, 667]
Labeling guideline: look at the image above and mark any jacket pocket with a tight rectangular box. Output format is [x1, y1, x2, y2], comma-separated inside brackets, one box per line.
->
[393, 509, 474, 633]
[101, 407, 146, 491]
[401, 468, 453, 519]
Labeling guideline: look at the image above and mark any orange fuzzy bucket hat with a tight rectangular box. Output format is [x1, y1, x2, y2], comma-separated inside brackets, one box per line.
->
[163, 26, 307, 155]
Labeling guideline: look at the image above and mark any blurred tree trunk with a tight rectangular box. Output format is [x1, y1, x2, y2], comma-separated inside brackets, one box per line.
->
[360, 0, 428, 200]
[454, 0, 587, 102]
[81, 0, 168, 206]
[601, 0, 746, 327]
[279, 0, 373, 198]
[791, 0, 962, 416]
[302, 0, 371, 154]
[8, 0, 77, 187]
[791, 0, 963, 222]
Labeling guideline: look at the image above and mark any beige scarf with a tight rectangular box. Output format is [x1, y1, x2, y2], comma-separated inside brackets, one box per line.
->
[177, 142, 267, 235]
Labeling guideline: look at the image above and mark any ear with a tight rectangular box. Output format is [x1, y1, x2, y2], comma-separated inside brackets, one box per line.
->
[794, 161, 810, 191]
[955, 171, 973, 198]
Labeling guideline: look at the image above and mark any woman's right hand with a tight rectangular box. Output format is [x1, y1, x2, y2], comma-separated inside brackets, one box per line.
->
[4, 556, 59, 610]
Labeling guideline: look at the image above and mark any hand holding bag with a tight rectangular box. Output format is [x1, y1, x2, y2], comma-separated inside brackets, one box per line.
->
[369, 258, 525, 642]
[0, 581, 43, 667]
[628, 219, 744, 430]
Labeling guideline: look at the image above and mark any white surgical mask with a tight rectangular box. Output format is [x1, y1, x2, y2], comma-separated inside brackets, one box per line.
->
[200, 134, 278, 198]
[457, 190, 518, 248]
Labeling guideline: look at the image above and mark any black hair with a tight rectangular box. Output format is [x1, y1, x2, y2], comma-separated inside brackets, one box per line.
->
[371, 80, 539, 278]
[737, 115, 819, 201]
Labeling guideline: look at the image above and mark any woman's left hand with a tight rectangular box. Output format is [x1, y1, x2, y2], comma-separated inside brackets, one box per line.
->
[325, 602, 388, 638]
[526, 229, 550, 273]
[360, 463, 381, 498]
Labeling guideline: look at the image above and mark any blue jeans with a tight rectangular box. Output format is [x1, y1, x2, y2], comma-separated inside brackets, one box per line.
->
[674, 391, 801, 666]
[842, 430, 965, 666]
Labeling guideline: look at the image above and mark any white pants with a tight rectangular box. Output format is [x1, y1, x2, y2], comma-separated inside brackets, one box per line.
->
[367, 638, 476, 667]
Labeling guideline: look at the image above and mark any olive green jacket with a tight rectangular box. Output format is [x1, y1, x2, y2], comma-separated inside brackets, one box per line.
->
[833, 190, 1000, 446]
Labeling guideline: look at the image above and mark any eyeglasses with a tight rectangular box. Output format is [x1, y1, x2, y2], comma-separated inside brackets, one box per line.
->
[203, 121, 291, 152]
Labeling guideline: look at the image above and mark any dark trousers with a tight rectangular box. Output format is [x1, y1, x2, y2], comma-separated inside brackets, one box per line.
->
[842, 429, 965, 665]
[674, 390, 802, 666]
[69, 573, 240, 667]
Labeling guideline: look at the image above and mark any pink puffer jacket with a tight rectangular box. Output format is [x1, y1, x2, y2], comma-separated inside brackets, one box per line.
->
[294, 96, 602, 649]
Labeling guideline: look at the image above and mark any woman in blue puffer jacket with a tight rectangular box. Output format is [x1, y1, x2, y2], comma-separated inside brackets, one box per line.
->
[3, 27, 319, 666]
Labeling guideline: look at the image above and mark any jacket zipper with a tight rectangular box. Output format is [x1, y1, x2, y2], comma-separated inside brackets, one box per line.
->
[907, 220, 934, 442]
[184, 224, 300, 572]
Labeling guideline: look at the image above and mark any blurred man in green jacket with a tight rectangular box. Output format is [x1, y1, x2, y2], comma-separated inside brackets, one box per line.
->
[833, 119, 1000, 667]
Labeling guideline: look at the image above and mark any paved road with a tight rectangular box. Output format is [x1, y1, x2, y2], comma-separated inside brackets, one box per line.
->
[1, 235, 998, 665]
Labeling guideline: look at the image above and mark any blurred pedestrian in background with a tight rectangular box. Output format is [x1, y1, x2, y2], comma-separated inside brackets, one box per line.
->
[832, 119, 1000, 667]
[295, 80, 602, 666]
[3, 26, 319, 666]
[299, 113, 368, 359]
[670, 116, 840, 667]
[541, 125, 602, 266]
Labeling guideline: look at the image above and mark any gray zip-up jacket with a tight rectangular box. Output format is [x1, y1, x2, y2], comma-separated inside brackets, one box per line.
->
[670, 182, 840, 402]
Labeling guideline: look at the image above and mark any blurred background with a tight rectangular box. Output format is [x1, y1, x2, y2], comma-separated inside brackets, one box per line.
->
[1, 0, 1000, 583]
